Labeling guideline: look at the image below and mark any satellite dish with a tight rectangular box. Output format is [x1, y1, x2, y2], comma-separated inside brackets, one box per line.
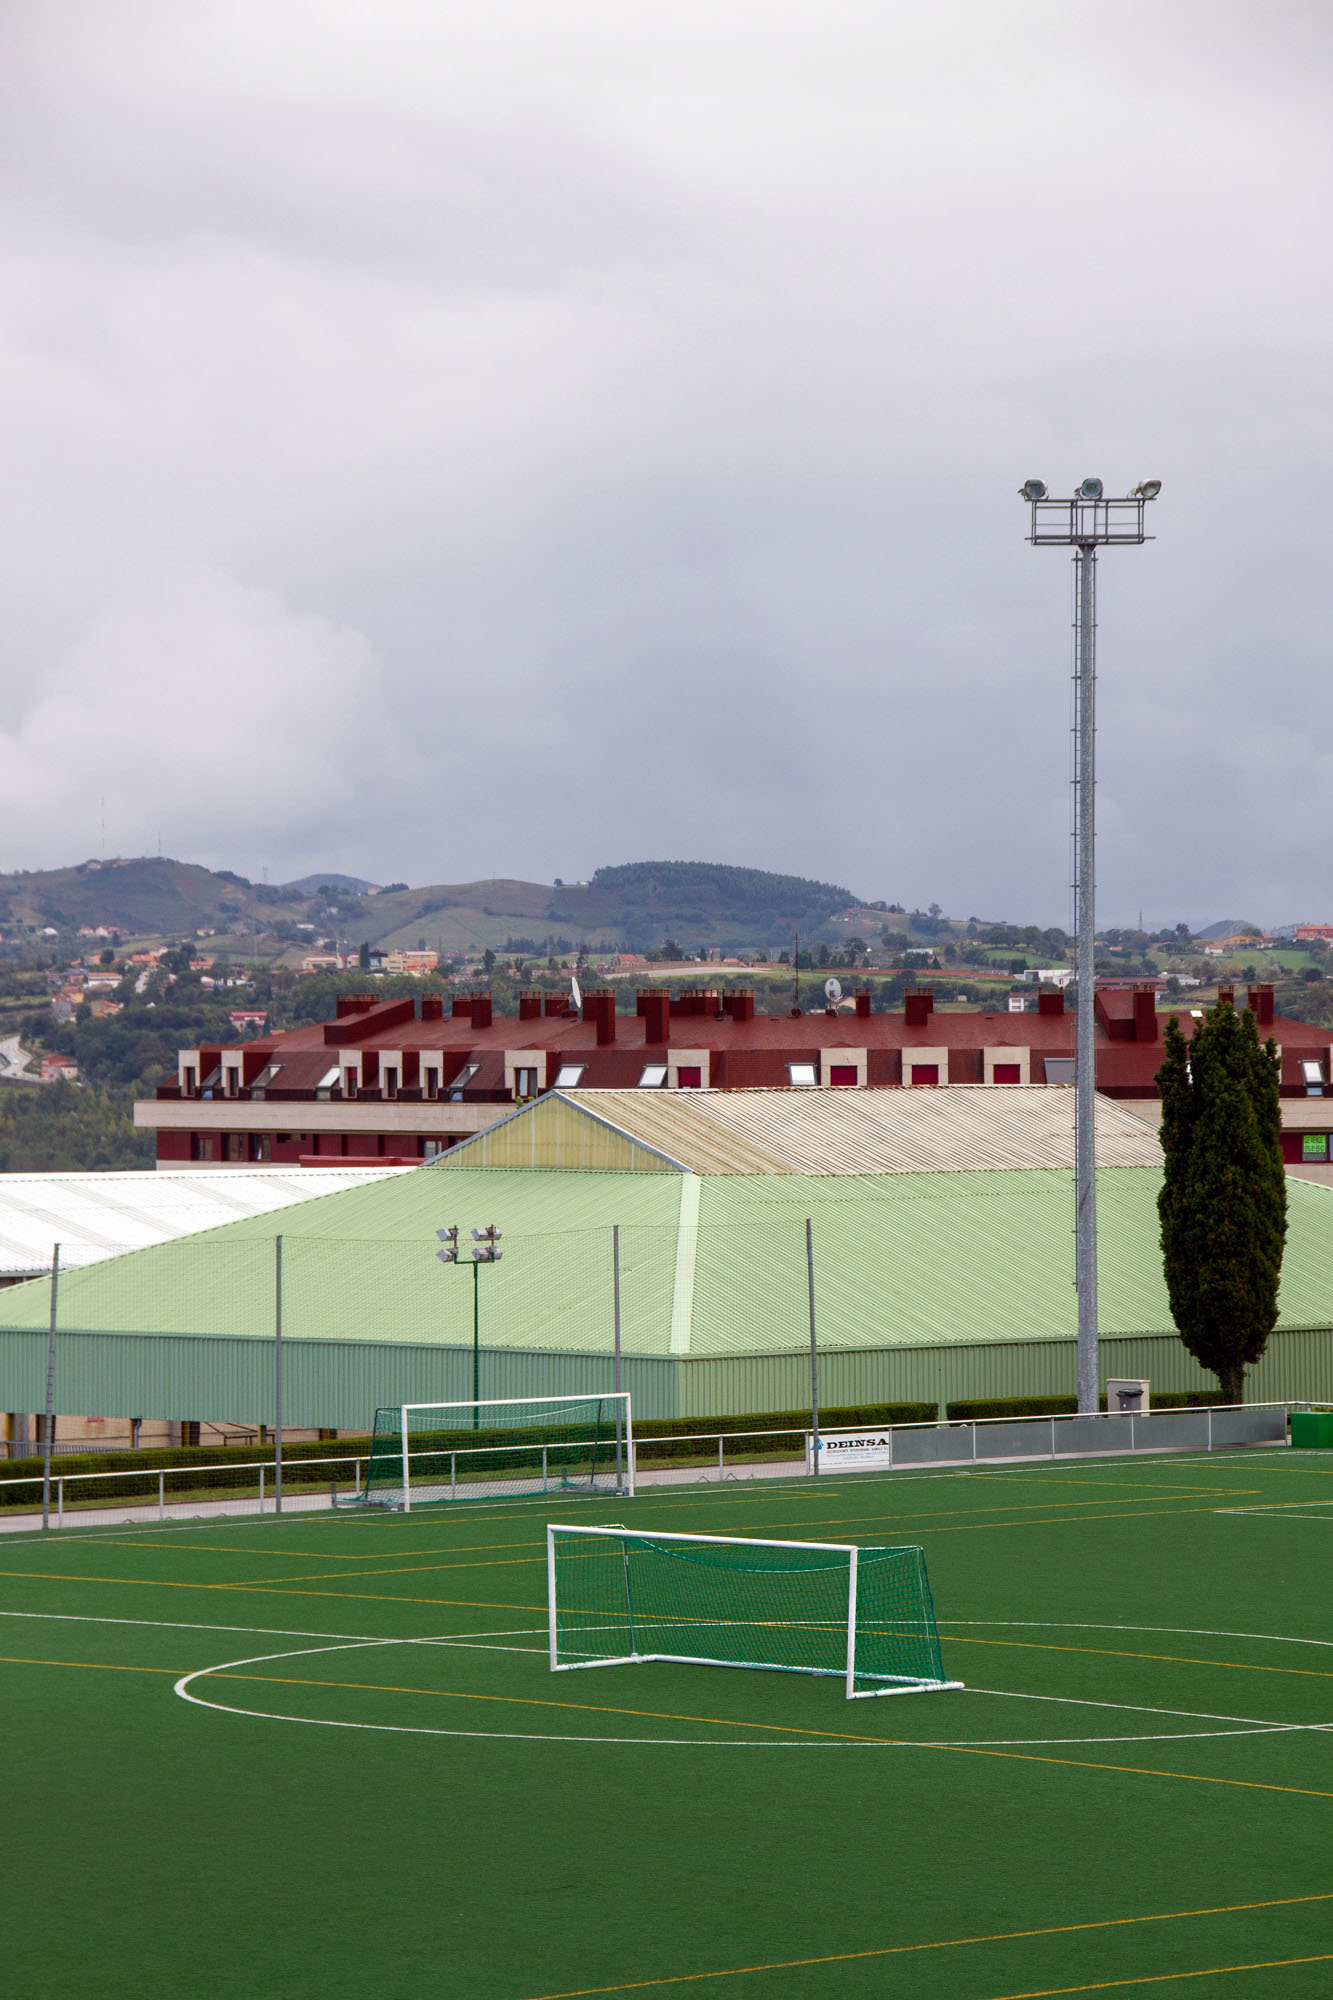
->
[824, 977, 842, 1006]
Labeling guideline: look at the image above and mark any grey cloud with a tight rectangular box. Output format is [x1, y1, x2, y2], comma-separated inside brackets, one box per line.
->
[0, 1, 1330, 922]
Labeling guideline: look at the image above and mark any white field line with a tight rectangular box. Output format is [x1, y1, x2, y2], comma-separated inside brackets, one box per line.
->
[939, 1619, 1333, 1650]
[169, 1634, 1333, 1754]
[1, 1438, 1306, 1542]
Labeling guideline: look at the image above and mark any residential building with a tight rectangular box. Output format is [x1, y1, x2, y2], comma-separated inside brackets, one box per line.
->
[135, 979, 1333, 1173]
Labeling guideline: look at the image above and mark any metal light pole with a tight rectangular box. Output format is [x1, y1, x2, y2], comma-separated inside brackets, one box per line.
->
[1021, 478, 1160, 1413]
[436, 1224, 503, 1425]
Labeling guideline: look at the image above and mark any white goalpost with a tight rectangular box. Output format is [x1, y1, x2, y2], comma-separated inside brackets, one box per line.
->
[547, 1522, 961, 1699]
[363, 1393, 633, 1509]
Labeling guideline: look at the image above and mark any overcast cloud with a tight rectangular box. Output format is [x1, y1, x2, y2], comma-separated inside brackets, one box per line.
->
[1, 1, 1331, 926]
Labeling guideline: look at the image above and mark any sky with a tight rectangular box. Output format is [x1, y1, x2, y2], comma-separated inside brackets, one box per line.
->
[1, 1, 1331, 928]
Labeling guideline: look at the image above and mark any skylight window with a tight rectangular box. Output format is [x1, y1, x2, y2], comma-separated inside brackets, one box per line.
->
[553, 1064, 586, 1088]
[787, 1062, 818, 1088]
[448, 1063, 481, 1102]
[637, 1064, 668, 1088]
[1301, 1059, 1324, 1097]
[1043, 1058, 1076, 1086]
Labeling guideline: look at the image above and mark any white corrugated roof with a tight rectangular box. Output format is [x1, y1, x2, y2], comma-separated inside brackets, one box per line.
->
[543, 1085, 1162, 1175]
[0, 1166, 414, 1276]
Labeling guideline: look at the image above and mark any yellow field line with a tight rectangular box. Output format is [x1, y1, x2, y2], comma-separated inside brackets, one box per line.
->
[224, 1555, 544, 1587]
[508, 1893, 1333, 1999]
[3, 1646, 1331, 1807]
[0, 1654, 177, 1675]
[981, 1954, 1333, 1997]
[950, 1633, 1333, 1680]
[215, 1670, 883, 1739]
[207, 1666, 1333, 1798]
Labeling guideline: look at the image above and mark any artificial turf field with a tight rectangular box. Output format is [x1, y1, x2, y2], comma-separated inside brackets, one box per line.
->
[3, 1451, 1333, 2000]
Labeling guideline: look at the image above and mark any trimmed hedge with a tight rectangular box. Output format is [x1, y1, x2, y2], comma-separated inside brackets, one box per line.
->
[0, 1435, 371, 1509]
[945, 1391, 1229, 1422]
[632, 1402, 936, 1463]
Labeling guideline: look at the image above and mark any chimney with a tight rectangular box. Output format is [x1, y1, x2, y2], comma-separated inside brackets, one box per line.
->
[452, 995, 473, 1018]
[1133, 986, 1158, 1043]
[470, 992, 493, 1031]
[588, 990, 616, 1044]
[904, 988, 935, 1028]
[543, 992, 570, 1017]
[855, 987, 872, 1019]
[731, 990, 755, 1023]
[336, 993, 378, 1018]
[420, 994, 443, 1021]
[1217, 986, 1235, 1009]
[518, 992, 542, 1021]
[641, 991, 670, 1043]
[1037, 986, 1065, 1017]
[1248, 984, 1275, 1026]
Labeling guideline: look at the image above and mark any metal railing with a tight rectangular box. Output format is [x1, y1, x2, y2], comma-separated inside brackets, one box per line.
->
[0, 1403, 1307, 1525]
[0, 1453, 367, 1527]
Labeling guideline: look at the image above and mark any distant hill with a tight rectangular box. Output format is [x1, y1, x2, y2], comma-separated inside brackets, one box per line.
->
[1196, 919, 1263, 940]
[0, 855, 882, 957]
[281, 872, 380, 894]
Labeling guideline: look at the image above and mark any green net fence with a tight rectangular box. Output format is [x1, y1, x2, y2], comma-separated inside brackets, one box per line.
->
[548, 1526, 958, 1697]
[364, 1394, 632, 1507]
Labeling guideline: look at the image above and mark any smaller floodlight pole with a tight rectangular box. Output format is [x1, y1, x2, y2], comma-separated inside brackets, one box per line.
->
[1020, 480, 1159, 1413]
[436, 1224, 504, 1427]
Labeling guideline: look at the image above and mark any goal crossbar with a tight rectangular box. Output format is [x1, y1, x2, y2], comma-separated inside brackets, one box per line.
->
[547, 1522, 961, 1700]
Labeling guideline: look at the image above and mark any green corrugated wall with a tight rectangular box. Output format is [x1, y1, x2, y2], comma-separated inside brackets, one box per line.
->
[3, 1323, 1327, 1434]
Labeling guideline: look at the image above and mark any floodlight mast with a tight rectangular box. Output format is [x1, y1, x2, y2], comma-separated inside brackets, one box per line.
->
[1020, 481, 1159, 1414]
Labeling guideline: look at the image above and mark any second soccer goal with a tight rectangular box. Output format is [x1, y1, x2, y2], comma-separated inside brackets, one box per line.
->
[547, 1524, 961, 1699]
[363, 1394, 633, 1509]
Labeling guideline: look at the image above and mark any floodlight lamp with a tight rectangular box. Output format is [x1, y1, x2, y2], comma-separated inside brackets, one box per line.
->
[1019, 479, 1047, 501]
[1131, 479, 1162, 499]
[1077, 477, 1103, 500]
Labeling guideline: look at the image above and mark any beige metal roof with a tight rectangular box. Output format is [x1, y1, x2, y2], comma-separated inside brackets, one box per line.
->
[442, 1085, 1163, 1176]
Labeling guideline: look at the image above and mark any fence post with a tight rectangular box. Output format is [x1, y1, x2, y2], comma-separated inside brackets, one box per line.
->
[612, 1225, 624, 1491]
[274, 1236, 284, 1516]
[259, 1464, 265, 1512]
[806, 1218, 820, 1476]
[158, 1470, 165, 1520]
[42, 1243, 60, 1532]
[57, 1477, 64, 1527]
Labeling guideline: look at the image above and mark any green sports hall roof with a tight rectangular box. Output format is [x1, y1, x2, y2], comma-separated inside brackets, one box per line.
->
[0, 1087, 1330, 1360]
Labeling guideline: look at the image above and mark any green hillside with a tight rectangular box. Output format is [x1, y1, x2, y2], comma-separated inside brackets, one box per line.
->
[0, 856, 875, 956]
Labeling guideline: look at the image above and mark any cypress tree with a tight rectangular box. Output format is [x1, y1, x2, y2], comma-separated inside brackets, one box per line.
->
[1156, 998, 1286, 1403]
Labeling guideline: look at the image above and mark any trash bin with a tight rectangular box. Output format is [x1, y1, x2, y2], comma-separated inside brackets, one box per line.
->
[1106, 1377, 1149, 1415]
[1290, 1411, 1333, 1448]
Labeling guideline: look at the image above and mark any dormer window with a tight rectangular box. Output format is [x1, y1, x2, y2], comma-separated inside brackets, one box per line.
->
[182, 1066, 197, 1097]
[383, 1066, 399, 1099]
[224, 1067, 240, 1097]
[423, 1066, 440, 1099]
[514, 1067, 539, 1099]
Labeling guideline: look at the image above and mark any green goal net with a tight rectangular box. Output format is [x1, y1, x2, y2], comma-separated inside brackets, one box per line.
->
[547, 1524, 960, 1698]
[363, 1395, 633, 1509]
